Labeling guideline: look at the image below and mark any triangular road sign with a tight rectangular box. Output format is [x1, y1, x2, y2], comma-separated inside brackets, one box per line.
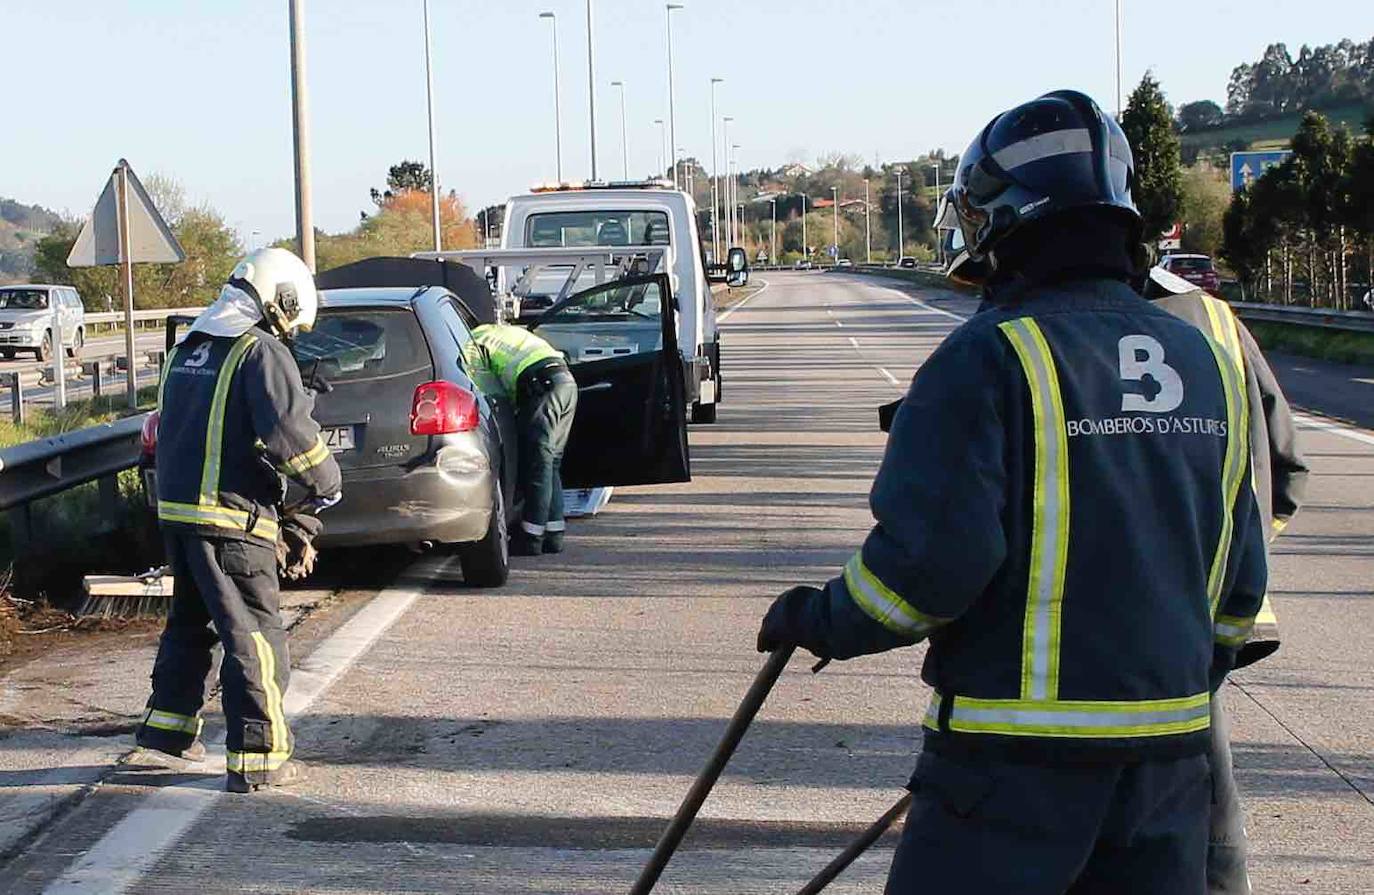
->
[68, 159, 186, 267]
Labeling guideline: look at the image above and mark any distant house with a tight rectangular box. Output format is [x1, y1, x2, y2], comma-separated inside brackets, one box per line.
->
[781, 162, 812, 179]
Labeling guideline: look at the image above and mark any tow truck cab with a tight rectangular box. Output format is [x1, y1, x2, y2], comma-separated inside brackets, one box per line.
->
[501, 181, 723, 424]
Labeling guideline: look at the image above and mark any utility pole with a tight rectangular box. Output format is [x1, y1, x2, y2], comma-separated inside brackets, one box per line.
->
[654, 119, 666, 179]
[422, 0, 441, 252]
[665, 4, 683, 188]
[831, 186, 839, 264]
[769, 199, 777, 265]
[722, 117, 733, 244]
[863, 178, 871, 263]
[731, 143, 742, 246]
[539, 12, 563, 182]
[288, 0, 315, 271]
[612, 80, 629, 179]
[895, 167, 905, 261]
[1115, 0, 1123, 117]
[709, 78, 722, 261]
[802, 194, 808, 263]
[585, 0, 598, 180]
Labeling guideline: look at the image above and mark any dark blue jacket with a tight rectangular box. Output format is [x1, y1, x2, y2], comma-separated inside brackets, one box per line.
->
[805, 279, 1267, 762]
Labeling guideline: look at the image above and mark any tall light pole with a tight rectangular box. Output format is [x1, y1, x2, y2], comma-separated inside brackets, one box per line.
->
[422, 0, 441, 252]
[831, 186, 839, 264]
[769, 199, 777, 265]
[931, 161, 942, 263]
[288, 0, 315, 270]
[679, 149, 693, 194]
[801, 193, 808, 263]
[1115, 0, 1123, 117]
[895, 167, 905, 261]
[863, 178, 871, 263]
[665, 3, 683, 188]
[731, 143, 741, 246]
[539, 12, 563, 182]
[722, 117, 733, 243]
[585, 0, 599, 180]
[611, 80, 628, 179]
[709, 77, 722, 260]
[653, 119, 666, 178]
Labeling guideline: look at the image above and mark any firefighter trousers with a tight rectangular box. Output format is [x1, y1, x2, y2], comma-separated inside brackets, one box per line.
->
[1208, 692, 1252, 895]
[885, 748, 1210, 894]
[136, 528, 293, 782]
[515, 360, 578, 537]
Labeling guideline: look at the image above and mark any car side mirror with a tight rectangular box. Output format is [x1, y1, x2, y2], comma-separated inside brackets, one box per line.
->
[726, 269, 749, 288]
[727, 247, 748, 273]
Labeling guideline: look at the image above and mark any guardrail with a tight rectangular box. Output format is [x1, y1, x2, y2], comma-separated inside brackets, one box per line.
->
[1229, 302, 1374, 334]
[0, 413, 147, 548]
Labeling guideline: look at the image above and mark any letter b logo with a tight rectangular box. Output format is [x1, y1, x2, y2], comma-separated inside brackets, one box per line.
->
[1118, 335, 1183, 413]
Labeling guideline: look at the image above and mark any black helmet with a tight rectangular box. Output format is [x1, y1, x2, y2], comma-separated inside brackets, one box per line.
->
[952, 90, 1139, 262]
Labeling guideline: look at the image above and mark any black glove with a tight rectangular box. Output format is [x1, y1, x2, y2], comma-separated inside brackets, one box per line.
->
[757, 585, 830, 659]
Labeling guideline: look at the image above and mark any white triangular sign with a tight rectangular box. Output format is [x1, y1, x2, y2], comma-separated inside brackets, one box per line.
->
[68, 160, 186, 267]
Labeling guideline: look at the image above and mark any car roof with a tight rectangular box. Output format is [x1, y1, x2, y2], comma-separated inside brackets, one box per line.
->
[317, 286, 424, 308]
[0, 284, 60, 290]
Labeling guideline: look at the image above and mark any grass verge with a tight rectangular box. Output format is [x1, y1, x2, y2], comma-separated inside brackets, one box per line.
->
[1242, 319, 1374, 367]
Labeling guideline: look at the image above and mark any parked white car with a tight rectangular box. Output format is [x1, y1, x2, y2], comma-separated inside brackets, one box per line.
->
[0, 284, 86, 361]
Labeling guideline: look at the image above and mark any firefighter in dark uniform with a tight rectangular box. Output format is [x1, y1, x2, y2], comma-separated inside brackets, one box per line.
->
[134, 248, 341, 793]
[758, 91, 1269, 893]
[1144, 264, 1309, 894]
[471, 323, 578, 555]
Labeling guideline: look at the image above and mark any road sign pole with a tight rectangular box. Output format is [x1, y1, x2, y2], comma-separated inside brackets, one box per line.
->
[116, 162, 138, 409]
[51, 288, 66, 410]
[289, 0, 316, 271]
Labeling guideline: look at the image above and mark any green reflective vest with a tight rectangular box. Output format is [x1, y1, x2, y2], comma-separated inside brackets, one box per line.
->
[471, 324, 561, 398]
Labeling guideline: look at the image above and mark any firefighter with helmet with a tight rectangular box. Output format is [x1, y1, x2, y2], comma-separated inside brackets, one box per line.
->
[133, 247, 341, 793]
[758, 90, 1267, 893]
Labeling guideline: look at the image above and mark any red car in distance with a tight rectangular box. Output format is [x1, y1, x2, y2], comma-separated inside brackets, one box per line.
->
[1159, 253, 1222, 295]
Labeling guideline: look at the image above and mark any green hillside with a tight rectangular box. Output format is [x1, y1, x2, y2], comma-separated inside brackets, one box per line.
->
[1180, 104, 1370, 155]
[0, 198, 65, 284]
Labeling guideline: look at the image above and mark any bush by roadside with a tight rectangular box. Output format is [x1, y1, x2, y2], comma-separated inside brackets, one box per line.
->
[1244, 320, 1374, 367]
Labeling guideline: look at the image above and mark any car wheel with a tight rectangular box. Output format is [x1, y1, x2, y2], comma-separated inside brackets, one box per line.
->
[691, 400, 718, 424]
[459, 482, 509, 588]
[36, 332, 52, 363]
[66, 327, 84, 359]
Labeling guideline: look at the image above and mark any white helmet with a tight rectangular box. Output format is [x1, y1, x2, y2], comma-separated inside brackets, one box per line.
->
[227, 247, 318, 336]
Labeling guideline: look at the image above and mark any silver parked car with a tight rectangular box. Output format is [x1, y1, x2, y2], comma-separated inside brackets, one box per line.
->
[0, 284, 87, 361]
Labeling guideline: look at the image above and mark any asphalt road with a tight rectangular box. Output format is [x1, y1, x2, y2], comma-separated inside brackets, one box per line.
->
[1, 272, 1371, 893]
[0, 331, 166, 408]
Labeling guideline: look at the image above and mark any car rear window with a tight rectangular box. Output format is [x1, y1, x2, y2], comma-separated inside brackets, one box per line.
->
[291, 309, 431, 383]
[1169, 257, 1214, 273]
[0, 289, 49, 310]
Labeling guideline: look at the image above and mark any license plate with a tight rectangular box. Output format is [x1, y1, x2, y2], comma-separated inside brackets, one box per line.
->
[322, 425, 356, 453]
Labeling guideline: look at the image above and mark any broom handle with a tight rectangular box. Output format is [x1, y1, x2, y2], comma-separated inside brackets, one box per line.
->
[628, 645, 795, 895]
[794, 792, 913, 895]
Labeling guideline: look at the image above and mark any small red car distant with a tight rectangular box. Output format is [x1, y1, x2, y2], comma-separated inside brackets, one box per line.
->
[1159, 253, 1221, 295]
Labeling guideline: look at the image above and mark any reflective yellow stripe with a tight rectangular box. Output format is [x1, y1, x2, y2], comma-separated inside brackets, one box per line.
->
[1271, 517, 1288, 537]
[999, 318, 1070, 702]
[1202, 327, 1250, 617]
[250, 631, 290, 757]
[278, 435, 330, 476]
[1214, 613, 1256, 647]
[143, 708, 203, 736]
[928, 690, 1211, 739]
[157, 500, 279, 541]
[199, 334, 258, 506]
[1202, 296, 1245, 374]
[226, 750, 293, 774]
[842, 553, 950, 638]
[157, 345, 180, 411]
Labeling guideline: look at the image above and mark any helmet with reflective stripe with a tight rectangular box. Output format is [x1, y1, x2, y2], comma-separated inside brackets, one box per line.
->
[951, 90, 1140, 264]
[227, 247, 319, 337]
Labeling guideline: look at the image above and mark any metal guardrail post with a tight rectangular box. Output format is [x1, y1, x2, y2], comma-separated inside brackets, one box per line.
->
[92, 363, 104, 399]
[10, 372, 23, 425]
[99, 473, 120, 522]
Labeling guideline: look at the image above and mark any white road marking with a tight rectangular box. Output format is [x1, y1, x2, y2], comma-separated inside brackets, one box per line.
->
[42, 555, 455, 895]
[848, 336, 861, 350]
[1293, 412, 1374, 448]
[883, 286, 971, 322]
[716, 279, 772, 322]
[878, 367, 900, 386]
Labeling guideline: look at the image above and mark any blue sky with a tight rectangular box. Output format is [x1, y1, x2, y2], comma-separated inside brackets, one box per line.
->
[5, 1, 1367, 244]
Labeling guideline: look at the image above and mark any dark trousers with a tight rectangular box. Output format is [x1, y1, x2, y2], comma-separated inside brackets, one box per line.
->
[137, 529, 293, 781]
[1208, 693, 1252, 894]
[886, 749, 1211, 895]
[516, 362, 578, 537]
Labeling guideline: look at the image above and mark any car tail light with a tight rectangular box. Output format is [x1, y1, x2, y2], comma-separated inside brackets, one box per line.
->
[410, 381, 479, 435]
[141, 411, 159, 459]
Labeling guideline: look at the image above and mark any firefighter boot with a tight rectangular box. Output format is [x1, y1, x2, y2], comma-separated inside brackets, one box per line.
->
[226, 759, 307, 794]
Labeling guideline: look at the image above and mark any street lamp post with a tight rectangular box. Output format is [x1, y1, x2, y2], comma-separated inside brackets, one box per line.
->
[678, 150, 692, 194]
[654, 119, 666, 178]
[721, 117, 733, 244]
[611, 80, 629, 179]
[895, 167, 905, 261]
[731, 143, 741, 246]
[665, 4, 683, 188]
[769, 199, 776, 265]
[1115, 0, 1123, 117]
[709, 77, 722, 260]
[801, 194, 808, 263]
[585, 0, 598, 180]
[538, 12, 563, 182]
[863, 178, 871, 263]
[422, 0, 441, 252]
[288, 0, 315, 270]
[831, 186, 839, 264]
[931, 161, 942, 263]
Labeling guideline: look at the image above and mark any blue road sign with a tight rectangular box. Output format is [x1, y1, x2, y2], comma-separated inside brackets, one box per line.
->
[1230, 150, 1292, 191]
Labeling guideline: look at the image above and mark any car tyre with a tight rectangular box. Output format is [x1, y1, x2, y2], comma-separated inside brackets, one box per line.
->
[691, 400, 718, 424]
[459, 482, 509, 588]
[66, 327, 84, 359]
[36, 332, 52, 363]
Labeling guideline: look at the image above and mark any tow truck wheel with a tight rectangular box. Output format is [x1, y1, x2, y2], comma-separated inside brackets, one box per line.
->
[691, 400, 718, 424]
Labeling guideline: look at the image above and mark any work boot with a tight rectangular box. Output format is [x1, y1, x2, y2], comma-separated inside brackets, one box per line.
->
[123, 738, 207, 767]
[510, 531, 543, 556]
[226, 759, 306, 794]
[542, 531, 565, 554]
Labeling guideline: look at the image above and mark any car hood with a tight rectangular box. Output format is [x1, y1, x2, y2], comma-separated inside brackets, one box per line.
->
[0, 309, 48, 323]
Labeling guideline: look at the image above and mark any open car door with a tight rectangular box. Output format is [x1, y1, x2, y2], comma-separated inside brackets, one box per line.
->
[529, 272, 689, 488]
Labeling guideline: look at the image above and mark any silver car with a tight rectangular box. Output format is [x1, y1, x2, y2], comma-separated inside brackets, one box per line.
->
[0, 284, 87, 361]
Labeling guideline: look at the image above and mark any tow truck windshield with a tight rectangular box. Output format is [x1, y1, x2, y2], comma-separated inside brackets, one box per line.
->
[526, 210, 671, 248]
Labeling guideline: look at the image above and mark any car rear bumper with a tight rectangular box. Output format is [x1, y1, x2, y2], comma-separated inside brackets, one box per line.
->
[317, 446, 496, 549]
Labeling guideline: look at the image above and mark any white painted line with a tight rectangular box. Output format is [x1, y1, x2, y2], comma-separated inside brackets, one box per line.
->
[717, 278, 772, 322]
[1292, 411, 1374, 448]
[42, 555, 454, 895]
[878, 367, 900, 386]
[835, 319, 844, 327]
[884, 286, 970, 323]
[848, 336, 861, 350]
